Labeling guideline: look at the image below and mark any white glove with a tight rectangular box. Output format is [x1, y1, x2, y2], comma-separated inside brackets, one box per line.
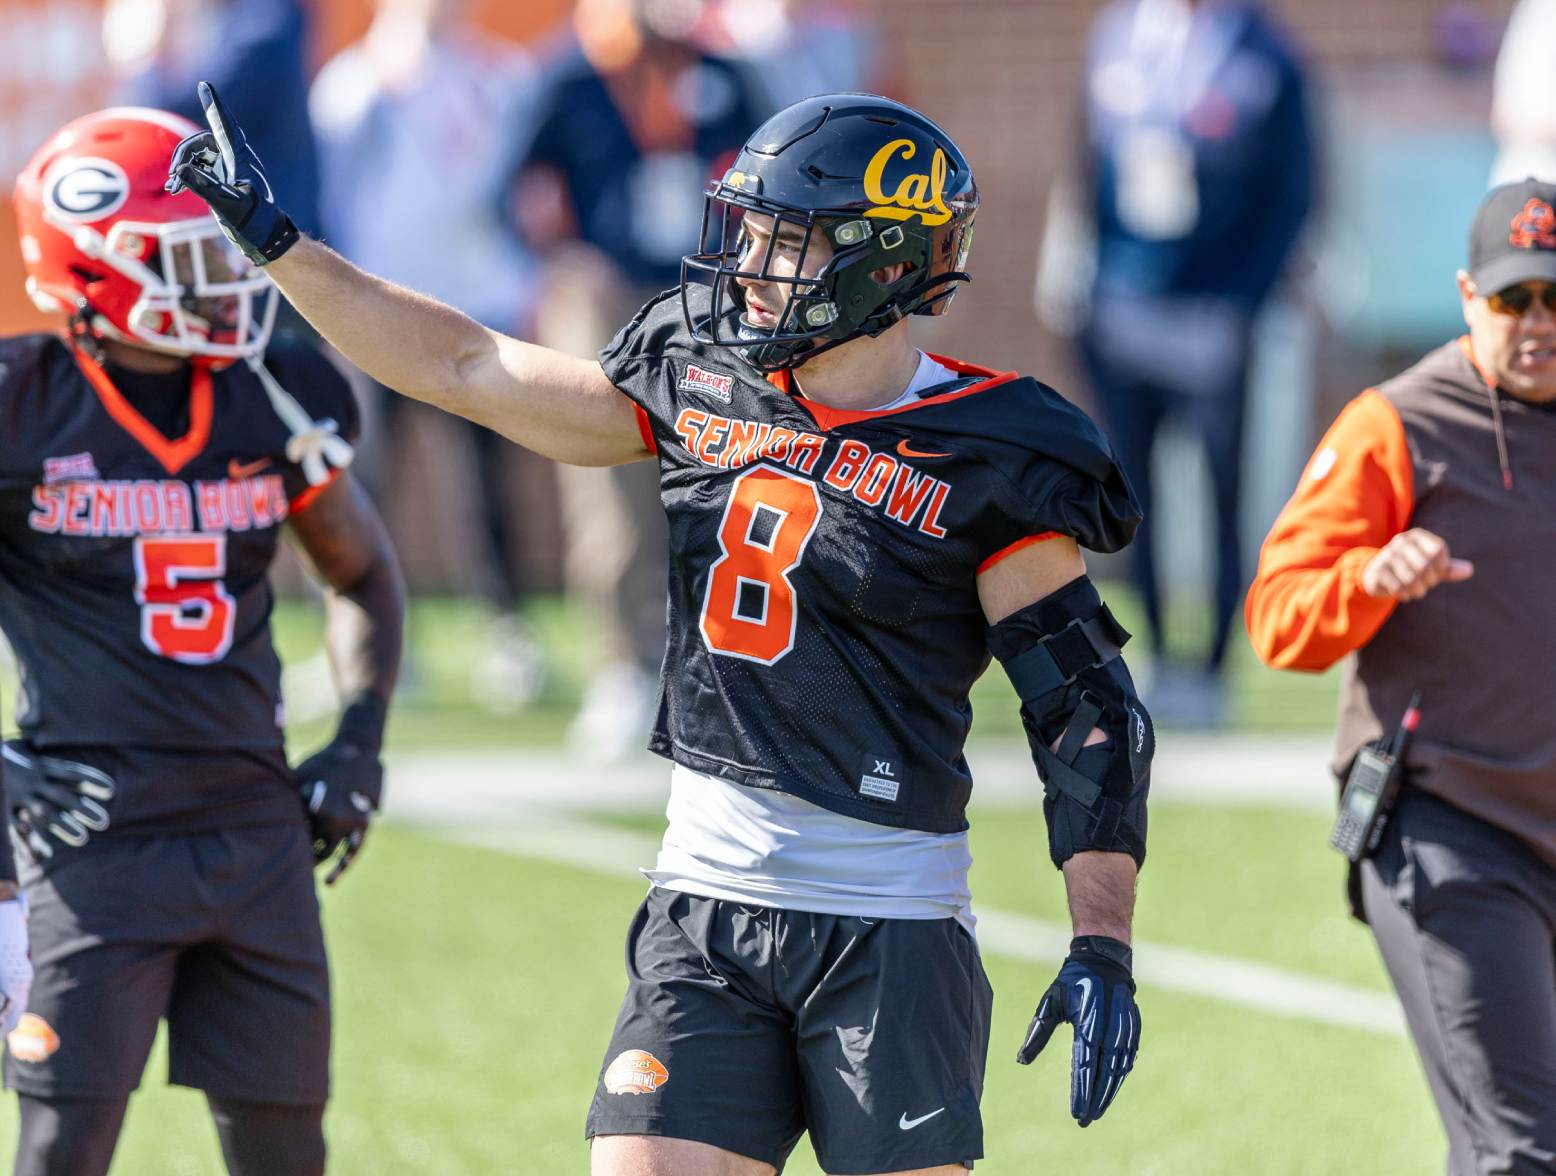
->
[0, 895, 32, 1036]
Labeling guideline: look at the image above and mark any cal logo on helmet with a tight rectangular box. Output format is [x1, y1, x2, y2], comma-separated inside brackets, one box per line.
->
[863, 139, 952, 227]
[603, 1049, 670, 1095]
[7, 1014, 61, 1063]
[42, 158, 131, 223]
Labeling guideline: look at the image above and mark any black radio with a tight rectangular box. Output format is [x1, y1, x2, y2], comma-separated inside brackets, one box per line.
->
[1329, 693, 1420, 863]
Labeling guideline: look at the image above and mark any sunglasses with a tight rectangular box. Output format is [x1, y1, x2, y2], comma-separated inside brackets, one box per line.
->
[1484, 282, 1556, 316]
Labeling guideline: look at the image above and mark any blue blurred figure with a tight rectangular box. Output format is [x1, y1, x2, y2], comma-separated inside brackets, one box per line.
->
[1043, 0, 1313, 725]
[104, 0, 320, 238]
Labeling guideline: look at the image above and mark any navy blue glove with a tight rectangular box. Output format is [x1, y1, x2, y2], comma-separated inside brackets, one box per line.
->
[2, 741, 115, 864]
[294, 699, 385, 885]
[1017, 935, 1141, 1126]
[165, 81, 299, 265]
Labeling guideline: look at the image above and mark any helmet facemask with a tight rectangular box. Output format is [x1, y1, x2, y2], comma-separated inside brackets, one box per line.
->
[683, 182, 960, 373]
[56, 213, 277, 362]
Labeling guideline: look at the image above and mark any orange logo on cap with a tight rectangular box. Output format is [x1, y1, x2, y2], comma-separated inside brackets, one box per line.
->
[603, 1049, 669, 1095]
[1509, 198, 1556, 249]
[7, 1014, 60, 1063]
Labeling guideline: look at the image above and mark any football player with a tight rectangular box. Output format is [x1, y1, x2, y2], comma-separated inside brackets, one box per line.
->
[171, 85, 1151, 1175]
[4, 107, 404, 1176]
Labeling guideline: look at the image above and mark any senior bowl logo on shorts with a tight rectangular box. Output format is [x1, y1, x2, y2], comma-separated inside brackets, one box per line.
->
[1509, 198, 1556, 250]
[42, 157, 131, 223]
[603, 1049, 670, 1095]
[7, 1014, 61, 1063]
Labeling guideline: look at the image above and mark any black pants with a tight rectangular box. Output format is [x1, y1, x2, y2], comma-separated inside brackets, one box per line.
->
[14, 1094, 324, 1176]
[1362, 791, 1556, 1175]
[6, 822, 330, 1104]
[587, 889, 991, 1173]
[1082, 318, 1250, 670]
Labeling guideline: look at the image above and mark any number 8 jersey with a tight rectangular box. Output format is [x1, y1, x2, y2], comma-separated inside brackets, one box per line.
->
[603, 288, 1140, 834]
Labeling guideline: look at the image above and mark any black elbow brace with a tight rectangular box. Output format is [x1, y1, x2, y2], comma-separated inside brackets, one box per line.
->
[987, 575, 1153, 869]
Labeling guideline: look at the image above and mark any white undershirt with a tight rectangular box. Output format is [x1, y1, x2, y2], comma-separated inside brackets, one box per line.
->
[644, 350, 976, 933]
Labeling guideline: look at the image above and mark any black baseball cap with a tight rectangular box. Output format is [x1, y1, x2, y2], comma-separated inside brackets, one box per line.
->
[1469, 178, 1556, 294]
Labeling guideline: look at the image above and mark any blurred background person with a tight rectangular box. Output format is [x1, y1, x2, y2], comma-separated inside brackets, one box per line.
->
[1246, 178, 1556, 1176]
[511, 0, 767, 760]
[103, 0, 320, 243]
[1489, 0, 1556, 185]
[1039, 0, 1313, 727]
[700, 0, 891, 113]
[310, 0, 550, 712]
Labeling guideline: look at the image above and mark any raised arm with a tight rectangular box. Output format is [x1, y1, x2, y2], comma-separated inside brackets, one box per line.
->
[168, 82, 648, 467]
[265, 239, 647, 465]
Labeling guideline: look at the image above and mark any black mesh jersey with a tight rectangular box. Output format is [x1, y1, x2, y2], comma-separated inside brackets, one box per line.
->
[601, 289, 1140, 834]
[0, 333, 359, 829]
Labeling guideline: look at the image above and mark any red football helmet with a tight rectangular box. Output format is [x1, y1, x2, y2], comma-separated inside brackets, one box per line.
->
[13, 106, 276, 362]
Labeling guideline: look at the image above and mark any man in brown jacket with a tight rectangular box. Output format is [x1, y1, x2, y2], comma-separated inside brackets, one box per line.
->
[1246, 179, 1556, 1175]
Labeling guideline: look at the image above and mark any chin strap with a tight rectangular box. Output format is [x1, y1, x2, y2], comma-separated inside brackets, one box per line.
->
[66, 302, 106, 365]
[244, 355, 353, 486]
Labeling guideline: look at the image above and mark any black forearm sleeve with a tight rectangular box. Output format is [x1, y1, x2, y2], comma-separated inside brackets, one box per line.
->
[987, 575, 1153, 869]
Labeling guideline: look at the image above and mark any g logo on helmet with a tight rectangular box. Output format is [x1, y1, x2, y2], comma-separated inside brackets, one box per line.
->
[863, 138, 952, 227]
[43, 158, 131, 223]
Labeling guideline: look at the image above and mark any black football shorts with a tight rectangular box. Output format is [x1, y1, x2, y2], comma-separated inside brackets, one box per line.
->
[4, 818, 330, 1105]
[585, 887, 992, 1173]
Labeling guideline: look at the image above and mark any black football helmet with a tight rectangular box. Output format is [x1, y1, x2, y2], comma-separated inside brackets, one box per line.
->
[681, 93, 979, 372]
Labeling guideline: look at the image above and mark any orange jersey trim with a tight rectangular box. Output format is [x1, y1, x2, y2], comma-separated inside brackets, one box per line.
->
[288, 468, 342, 515]
[1244, 388, 1414, 671]
[766, 354, 1020, 431]
[73, 348, 213, 476]
[633, 403, 657, 454]
[977, 531, 1062, 574]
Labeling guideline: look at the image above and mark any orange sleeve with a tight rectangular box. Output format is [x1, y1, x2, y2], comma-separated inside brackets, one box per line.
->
[633, 404, 657, 455]
[288, 468, 343, 516]
[1244, 389, 1415, 671]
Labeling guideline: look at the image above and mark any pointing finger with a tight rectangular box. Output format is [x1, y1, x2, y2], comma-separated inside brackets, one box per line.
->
[197, 81, 238, 182]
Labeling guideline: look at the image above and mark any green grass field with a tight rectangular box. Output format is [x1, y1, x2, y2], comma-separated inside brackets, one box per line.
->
[0, 594, 1442, 1173]
[264, 587, 1345, 759]
[0, 808, 1440, 1175]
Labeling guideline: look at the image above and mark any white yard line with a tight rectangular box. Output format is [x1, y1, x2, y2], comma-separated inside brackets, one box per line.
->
[383, 731, 1338, 820]
[414, 810, 1405, 1039]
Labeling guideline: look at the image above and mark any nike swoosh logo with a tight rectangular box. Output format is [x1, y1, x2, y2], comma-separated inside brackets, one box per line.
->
[896, 439, 952, 459]
[1076, 976, 1094, 1010]
[898, 1107, 946, 1131]
[228, 456, 273, 479]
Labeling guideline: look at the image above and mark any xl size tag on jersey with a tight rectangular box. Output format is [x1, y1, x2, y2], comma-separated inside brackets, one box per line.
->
[858, 755, 909, 804]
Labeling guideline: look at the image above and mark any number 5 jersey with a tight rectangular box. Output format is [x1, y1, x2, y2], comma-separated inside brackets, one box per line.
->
[0, 333, 358, 831]
[602, 288, 1140, 836]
